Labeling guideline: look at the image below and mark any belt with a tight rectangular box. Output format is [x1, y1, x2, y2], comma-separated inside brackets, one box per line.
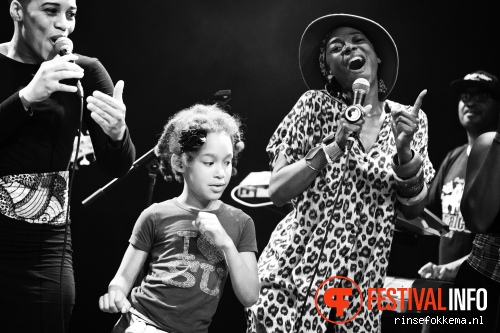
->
[0, 171, 69, 225]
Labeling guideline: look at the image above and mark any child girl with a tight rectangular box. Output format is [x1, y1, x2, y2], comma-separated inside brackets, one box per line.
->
[99, 104, 259, 333]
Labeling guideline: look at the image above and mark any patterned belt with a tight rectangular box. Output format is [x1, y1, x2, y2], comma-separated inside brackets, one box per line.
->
[0, 171, 69, 225]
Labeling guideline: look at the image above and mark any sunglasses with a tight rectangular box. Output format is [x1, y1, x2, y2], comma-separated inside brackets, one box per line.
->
[460, 92, 490, 103]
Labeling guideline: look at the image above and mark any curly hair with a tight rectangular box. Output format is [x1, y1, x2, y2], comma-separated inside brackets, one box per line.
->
[154, 104, 245, 183]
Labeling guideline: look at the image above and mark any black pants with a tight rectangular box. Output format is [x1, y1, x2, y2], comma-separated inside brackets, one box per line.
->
[0, 216, 75, 333]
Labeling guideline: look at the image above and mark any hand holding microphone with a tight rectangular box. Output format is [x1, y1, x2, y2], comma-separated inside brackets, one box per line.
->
[19, 37, 84, 107]
[345, 78, 370, 124]
[54, 37, 84, 97]
[336, 78, 370, 151]
[19, 37, 83, 107]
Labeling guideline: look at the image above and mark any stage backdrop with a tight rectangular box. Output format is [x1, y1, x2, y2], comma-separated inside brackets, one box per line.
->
[1, 0, 499, 332]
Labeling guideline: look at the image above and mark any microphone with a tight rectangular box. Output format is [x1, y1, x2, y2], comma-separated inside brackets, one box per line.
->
[54, 36, 73, 57]
[345, 78, 370, 150]
[54, 37, 83, 97]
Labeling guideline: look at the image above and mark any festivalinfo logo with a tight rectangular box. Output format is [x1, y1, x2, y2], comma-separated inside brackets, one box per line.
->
[314, 276, 488, 325]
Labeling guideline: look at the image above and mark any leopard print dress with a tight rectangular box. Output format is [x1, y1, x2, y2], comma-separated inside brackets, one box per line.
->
[246, 90, 435, 333]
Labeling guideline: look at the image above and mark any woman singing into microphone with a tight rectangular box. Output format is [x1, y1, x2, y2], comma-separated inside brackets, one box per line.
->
[246, 14, 434, 332]
[0, 1, 135, 332]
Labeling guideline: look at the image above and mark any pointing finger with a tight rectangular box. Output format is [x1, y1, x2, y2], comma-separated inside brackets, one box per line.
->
[113, 80, 124, 103]
[412, 89, 427, 118]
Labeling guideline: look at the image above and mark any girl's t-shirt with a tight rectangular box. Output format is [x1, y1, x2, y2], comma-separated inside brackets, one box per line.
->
[129, 198, 257, 333]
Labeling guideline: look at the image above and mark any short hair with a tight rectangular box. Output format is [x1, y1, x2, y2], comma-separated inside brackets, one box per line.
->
[154, 104, 245, 183]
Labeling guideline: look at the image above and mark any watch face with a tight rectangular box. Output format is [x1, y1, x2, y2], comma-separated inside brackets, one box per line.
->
[345, 105, 363, 123]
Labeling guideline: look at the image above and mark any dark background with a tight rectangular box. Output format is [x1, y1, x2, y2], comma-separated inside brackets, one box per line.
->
[2, 0, 499, 332]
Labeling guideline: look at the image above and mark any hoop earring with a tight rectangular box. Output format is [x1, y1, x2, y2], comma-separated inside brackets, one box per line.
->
[325, 76, 342, 99]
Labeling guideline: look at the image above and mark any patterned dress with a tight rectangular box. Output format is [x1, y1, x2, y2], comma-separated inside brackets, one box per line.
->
[246, 90, 434, 333]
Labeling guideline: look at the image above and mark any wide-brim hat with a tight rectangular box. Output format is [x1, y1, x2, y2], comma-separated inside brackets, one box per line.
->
[450, 70, 500, 100]
[299, 13, 399, 101]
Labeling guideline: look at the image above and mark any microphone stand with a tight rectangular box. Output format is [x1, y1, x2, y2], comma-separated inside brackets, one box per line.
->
[81, 148, 159, 207]
[81, 89, 232, 208]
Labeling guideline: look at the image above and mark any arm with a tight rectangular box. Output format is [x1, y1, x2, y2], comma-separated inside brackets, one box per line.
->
[397, 178, 428, 220]
[99, 244, 148, 313]
[193, 212, 259, 307]
[80, 58, 136, 177]
[461, 132, 500, 232]
[268, 94, 364, 207]
[0, 92, 31, 143]
[1, 54, 83, 143]
[391, 91, 427, 165]
[268, 151, 327, 207]
[418, 255, 467, 281]
[267, 92, 324, 207]
[222, 248, 259, 307]
[391, 90, 432, 219]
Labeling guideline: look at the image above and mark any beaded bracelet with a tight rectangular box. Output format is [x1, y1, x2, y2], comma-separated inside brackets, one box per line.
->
[394, 166, 425, 198]
[397, 181, 425, 199]
[397, 183, 427, 207]
[393, 167, 424, 188]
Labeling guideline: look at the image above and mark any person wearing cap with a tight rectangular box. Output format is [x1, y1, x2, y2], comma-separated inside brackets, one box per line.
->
[0, 1, 135, 332]
[418, 71, 500, 281]
[417, 70, 500, 332]
[246, 13, 434, 333]
[453, 72, 500, 332]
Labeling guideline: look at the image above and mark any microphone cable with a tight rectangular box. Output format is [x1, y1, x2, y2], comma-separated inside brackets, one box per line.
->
[52, 36, 84, 332]
[295, 81, 368, 330]
[295, 142, 355, 332]
[60, 80, 84, 333]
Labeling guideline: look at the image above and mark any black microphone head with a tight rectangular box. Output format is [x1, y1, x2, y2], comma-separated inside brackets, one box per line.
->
[352, 78, 370, 94]
[54, 36, 73, 56]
